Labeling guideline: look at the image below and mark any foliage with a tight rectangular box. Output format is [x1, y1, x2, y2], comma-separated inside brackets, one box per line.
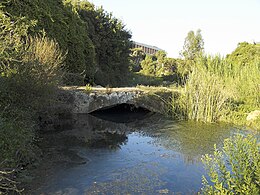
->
[85, 83, 92, 92]
[139, 50, 177, 78]
[2, 0, 95, 85]
[171, 57, 231, 122]
[0, 118, 35, 167]
[180, 29, 204, 61]
[130, 72, 164, 86]
[170, 42, 260, 127]
[23, 35, 66, 85]
[129, 47, 145, 72]
[200, 134, 260, 194]
[140, 55, 158, 76]
[73, 0, 132, 86]
[178, 29, 204, 77]
[226, 42, 260, 67]
[0, 7, 65, 193]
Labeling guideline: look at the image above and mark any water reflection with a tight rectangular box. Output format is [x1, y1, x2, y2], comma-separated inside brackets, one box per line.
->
[27, 111, 239, 194]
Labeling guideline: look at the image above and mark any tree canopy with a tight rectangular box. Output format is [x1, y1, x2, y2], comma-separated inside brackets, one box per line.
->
[180, 29, 204, 60]
[2, 0, 132, 86]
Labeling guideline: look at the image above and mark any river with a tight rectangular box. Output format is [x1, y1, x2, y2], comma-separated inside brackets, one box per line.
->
[25, 104, 244, 194]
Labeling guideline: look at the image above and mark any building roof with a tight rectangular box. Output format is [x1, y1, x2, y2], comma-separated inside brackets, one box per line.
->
[133, 41, 163, 51]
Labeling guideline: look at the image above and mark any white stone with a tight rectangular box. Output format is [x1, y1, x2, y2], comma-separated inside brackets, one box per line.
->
[246, 110, 260, 121]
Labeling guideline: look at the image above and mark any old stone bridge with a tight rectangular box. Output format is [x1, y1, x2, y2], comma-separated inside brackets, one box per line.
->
[58, 86, 174, 115]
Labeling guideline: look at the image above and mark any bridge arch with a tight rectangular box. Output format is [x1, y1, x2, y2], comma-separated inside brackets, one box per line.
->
[60, 87, 171, 115]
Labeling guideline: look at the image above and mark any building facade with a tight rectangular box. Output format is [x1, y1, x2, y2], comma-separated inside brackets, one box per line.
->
[133, 41, 163, 55]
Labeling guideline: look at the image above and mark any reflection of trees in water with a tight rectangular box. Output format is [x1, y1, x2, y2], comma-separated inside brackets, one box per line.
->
[55, 114, 132, 150]
[56, 113, 235, 163]
[128, 115, 234, 164]
[85, 131, 128, 149]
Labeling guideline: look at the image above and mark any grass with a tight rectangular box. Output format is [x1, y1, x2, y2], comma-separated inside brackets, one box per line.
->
[169, 55, 260, 129]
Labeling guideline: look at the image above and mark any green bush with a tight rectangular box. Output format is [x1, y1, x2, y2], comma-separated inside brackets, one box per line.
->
[2, 0, 96, 85]
[200, 134, 260, 194]
[0, 8, 65, 193]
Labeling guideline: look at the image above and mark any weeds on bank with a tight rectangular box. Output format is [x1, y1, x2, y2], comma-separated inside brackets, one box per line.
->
[85, 83, 92, 93]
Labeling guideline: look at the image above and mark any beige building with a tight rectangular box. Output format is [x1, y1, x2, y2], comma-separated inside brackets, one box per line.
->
[133, 41, 163, 55]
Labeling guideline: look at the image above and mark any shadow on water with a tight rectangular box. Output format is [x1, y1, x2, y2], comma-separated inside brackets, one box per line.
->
[24, 104, 246, 194]
[90, 103, 152, 123]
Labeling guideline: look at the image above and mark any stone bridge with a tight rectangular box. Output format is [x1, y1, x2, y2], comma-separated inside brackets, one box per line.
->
[58, 87, 173, 114]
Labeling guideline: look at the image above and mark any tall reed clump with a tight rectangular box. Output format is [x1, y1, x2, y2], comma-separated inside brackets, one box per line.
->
[183, 67, 229, 122]
[222, 59, 260, 126]
[171, 56, 232, 123]
[171, 54, 260, 126]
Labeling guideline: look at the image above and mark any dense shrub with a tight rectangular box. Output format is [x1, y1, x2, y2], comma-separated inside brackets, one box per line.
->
[2, 0, 95, 85]
[200, 134, 260, 194]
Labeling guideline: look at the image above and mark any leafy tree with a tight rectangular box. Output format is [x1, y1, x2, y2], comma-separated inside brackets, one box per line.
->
[0, 7, 66, 193]
[180, 29, 204, 61]
[140, 55, 158, 76]
[177, 29, 204, 78]
[129, 47, 145, 72]
[139, 50, 178, 77]
[226, 42, 260, 67]
[73, 0, 132, 86]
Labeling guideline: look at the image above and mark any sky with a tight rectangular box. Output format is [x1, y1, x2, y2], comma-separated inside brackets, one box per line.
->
[90, 0, 260, 58]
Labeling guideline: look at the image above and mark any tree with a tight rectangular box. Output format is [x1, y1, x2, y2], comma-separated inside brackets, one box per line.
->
[226, 42, 260, 67]
[2, 0, 96, 85]
[180, 29, 204, 61]
[129, 48, 145, 72]
[73, 1, 132, 86]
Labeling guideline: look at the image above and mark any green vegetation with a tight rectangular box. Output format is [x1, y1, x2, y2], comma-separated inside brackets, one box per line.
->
[2, 0, 95, 85]
[72, 1, 132, 86]
[201, 134, 260, 194]
[85, 83, 93, 92]
[0, 0, 132, 193]
[0, 5, 66, 192]
[129, 50, 179, 86]
[129, 29, 259, 129]
[2, 0, 132, 86]
[167, 30, 260, 129]
[0, 0, 259, 192]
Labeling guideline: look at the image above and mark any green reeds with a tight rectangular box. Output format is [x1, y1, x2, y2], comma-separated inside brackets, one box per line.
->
[171, 55, 260, 125]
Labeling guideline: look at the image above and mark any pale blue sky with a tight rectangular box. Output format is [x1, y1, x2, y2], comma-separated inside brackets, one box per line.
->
[90, 0, 260, 57]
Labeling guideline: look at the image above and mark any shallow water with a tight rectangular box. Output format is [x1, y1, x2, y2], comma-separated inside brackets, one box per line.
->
[26, 111, 242, 194]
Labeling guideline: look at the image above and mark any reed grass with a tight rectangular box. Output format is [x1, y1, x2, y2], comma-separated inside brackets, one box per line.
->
[171, 55, 260, 125]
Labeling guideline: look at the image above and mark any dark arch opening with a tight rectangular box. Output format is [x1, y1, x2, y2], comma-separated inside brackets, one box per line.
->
[89, 103, 152, 123]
